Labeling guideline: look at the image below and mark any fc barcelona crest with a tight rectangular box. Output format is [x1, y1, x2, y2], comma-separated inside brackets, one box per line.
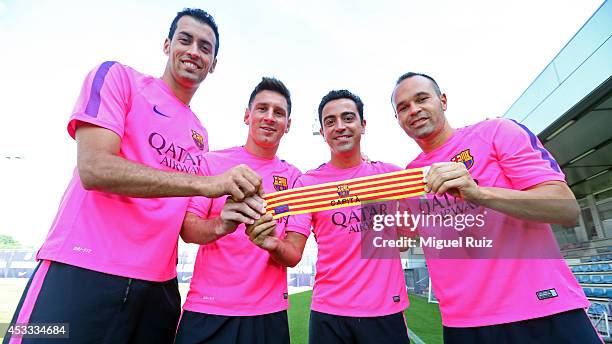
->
[273, 176, 288, 191]
[450, 149, 474, 170]
[191, 130, 205, 151]
[337, 184, 350, 197]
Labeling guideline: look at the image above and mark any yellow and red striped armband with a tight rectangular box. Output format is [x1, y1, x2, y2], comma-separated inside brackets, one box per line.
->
[264, 167, 427, 219]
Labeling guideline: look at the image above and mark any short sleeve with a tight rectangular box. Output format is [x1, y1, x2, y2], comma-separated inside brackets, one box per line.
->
[185, 154, 215, 217]
[187, 196, 213, 219]
[288, 165, 303, 187]
[492, 119, 565, 190]
[67, 61, 132, 139]
[285, 177, 312, 238]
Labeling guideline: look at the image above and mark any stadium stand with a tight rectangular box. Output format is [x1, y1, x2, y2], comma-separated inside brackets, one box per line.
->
[567, 243, 612, 341]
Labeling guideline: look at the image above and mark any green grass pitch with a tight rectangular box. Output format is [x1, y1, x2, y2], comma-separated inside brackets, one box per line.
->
[1, 280, 443, 343]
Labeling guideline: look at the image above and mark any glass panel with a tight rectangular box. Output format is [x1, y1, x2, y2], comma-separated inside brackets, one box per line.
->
[597, 198, 612, 238]
[552, 224, 579, 246]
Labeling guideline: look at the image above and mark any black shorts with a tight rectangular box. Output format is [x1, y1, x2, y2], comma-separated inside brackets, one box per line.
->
[443, 308, 603, 344]
[308, 310, 410, 344]
[174, 309, 290, 344]
[2, 260, 181, 344]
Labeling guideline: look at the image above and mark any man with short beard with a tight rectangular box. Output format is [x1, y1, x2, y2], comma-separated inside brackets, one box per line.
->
[250, 89, 411, 344]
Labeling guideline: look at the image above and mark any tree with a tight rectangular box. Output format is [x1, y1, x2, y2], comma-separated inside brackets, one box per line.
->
[0, 234, 21, 248]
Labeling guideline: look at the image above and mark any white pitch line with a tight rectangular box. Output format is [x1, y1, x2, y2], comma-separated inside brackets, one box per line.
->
[408, 328, 427, 344]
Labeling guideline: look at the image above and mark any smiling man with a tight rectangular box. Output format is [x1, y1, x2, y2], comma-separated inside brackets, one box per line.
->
[249, 89, 411, 344]
[391, 72, 599, 343]
[4, 8, 264, 344]
[173, 77, 303, 344]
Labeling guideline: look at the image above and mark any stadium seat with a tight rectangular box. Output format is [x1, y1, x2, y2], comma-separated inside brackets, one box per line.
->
[579, 275, 591, 283]
[600, 264, 611, 272]
[584, 265, 593, 272]
[593, 288, 606, 298]
[588, 303, 608, 315]
[584, 287, 593, 297]
[571, 266, 579, 272]
[591, 275, 603, 284]
[604, 275, 612, 284]
[606, 289, 612, 299]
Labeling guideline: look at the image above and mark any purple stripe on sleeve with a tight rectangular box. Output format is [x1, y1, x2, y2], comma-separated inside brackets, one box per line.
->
[510, 119, 561, 173]
[84, 61, 117, 117]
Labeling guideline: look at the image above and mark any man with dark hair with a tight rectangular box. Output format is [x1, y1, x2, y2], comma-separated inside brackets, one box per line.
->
[249, 89, 411, 344]
[391, 72, 599, 343]
[4, 8, 263, 344]
[317, 89, 364, 126]
[174, 77, 303, 344]
[168, 8, 220, 57]
[249, 77, 292, 116]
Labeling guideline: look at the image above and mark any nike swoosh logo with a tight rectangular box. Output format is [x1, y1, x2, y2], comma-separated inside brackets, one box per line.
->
[153, 105, 170, 117]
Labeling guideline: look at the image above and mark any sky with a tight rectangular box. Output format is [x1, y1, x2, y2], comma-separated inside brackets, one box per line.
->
[0, 0, 605, 248]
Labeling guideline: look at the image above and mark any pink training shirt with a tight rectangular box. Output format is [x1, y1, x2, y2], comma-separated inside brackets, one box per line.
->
[183, 146, 302, 316]
[288, 161, 409, 317]
[407, 118, 589, 327]
[37, 62, 208, 281]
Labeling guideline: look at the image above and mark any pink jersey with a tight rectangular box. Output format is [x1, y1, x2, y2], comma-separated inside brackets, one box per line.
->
[407, 118, 588, 327]
[37, 62, 208, 281]
[183, 146, 302, 316]
[288, 161, 409, 317]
